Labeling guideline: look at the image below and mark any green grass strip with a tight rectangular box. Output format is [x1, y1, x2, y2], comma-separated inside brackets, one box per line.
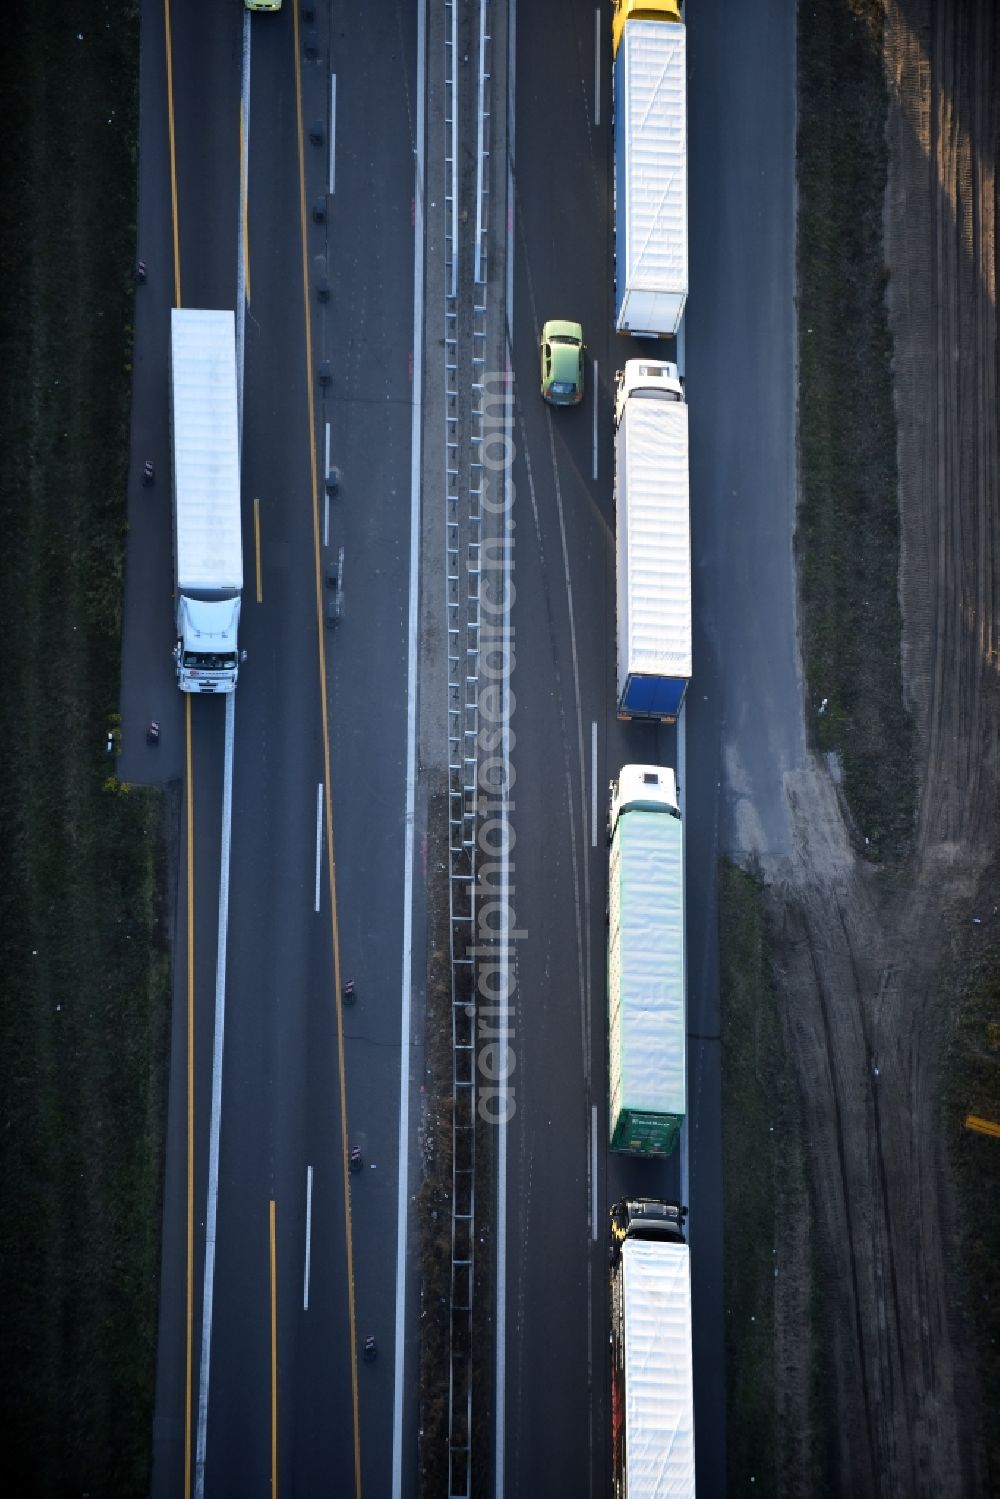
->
[0, 4, 169, 1492]
[720, 861, 828, 1492]
[797, 0, 916, 862]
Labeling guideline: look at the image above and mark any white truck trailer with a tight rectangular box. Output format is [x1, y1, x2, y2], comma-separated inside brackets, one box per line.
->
[613, 3, 688, 337]
[608, 764, 686, 1156]
[169, 308, 243, 694]
[614, 359, 691, 722]
[609, 1198, 695, 1499]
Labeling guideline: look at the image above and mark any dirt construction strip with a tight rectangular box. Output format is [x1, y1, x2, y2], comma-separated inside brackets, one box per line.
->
[753, 2, 998, 1494]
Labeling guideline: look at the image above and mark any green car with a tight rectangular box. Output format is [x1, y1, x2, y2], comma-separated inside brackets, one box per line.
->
[540, 319, 585, 405]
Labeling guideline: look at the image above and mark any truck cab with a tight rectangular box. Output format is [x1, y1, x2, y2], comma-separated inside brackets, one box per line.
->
[610, 1197, 687, 1259]
[614, 358, 684, 426]
[611, 0, 683, 57]
[174, 596, 242, 692]
[608, 763, 679, 842]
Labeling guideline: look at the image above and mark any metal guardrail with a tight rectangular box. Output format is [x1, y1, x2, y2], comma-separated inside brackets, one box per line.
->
[473, 0, 491, 285]
[445, 0, 458, 301]
[443, 1, 493, 1492]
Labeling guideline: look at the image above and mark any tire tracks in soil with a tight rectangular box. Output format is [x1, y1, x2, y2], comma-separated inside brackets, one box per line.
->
[756, 2, 998, 1493]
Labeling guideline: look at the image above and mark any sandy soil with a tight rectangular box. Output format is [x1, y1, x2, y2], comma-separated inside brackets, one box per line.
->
[755, 2, 998, 1493]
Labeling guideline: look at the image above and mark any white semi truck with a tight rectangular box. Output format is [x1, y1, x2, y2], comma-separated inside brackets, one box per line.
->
[608, 764, 686, 1156]
[609, 1197, 695, 1498]
[614, 359, 691, 722]
[612, 1, 688, 337]
[169, 308, 243, 694]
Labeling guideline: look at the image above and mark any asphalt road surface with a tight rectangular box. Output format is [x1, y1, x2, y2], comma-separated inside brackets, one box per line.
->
[132, 3, 421, 1495]
[503, 5, 683, 1493]
[683, 0, 798, 1480]
[503, 1, 684, 1493]
[502, 0, 796, 1495]
[128, 0, 798, 1493]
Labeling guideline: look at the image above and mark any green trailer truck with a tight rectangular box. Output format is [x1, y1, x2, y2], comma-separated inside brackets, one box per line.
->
[608, 764, 686, 1155]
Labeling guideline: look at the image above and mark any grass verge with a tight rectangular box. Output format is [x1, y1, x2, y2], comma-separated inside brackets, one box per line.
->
[720, 860, 816, 1494]
[0, 4, 169, 1493]
[796, 0, 916, 862]
[417, 781, 456, 1495]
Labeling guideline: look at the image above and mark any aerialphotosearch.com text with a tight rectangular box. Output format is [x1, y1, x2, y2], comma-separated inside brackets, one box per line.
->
[475, 371, 519, 1124]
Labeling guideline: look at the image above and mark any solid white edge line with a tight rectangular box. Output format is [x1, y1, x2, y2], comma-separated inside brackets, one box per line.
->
[591, 720, 597, 848]
[194, 691, 238, 1499]
[594, 9, 601, 128]
[495, 394, 512, 1499]
[193, 29, 250, 1487]
[314, 783, 324, 913]
[329, 74, 337, 195]
[303, 1165, 314, 1310]
[495, 5, 517, 1492]
[591, 1105, 598, 1241]
[236, 16, 250, 440]
[390, 1, 425, 1491]
[681, 1117, 690, 1225]
[592, 358, 598, 481]
[678, 704, 690, 1217]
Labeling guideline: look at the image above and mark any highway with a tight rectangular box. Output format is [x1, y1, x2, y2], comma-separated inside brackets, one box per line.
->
[123, 3, 421, 1495]
[119, 0, 798, 1495]
[502, 3, 685, 1495]
[500, 0, 796, 1494]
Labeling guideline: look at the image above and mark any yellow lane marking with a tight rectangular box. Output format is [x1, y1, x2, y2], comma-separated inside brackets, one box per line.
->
[185, 694, 194, 1499]
[254, 497, 263, 603]
[964, 1113, 1000, 1139]
[164, 0, 182, 309]
[291, 5, 363, 1494]
[165, 1, 191, 1488]
[270, 1199, 279, 1497]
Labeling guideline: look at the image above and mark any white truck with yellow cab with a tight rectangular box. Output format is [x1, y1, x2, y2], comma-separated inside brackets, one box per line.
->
[612, 0, 688, 337]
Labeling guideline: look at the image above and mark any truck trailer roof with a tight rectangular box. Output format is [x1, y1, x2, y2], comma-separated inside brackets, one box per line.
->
[616, 395, 691, 693]
[609, 806, 686, 1122]
[170, 308, 242, 593]
[615, 19, 688, 306]
[621, 1237, 695, 1498]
